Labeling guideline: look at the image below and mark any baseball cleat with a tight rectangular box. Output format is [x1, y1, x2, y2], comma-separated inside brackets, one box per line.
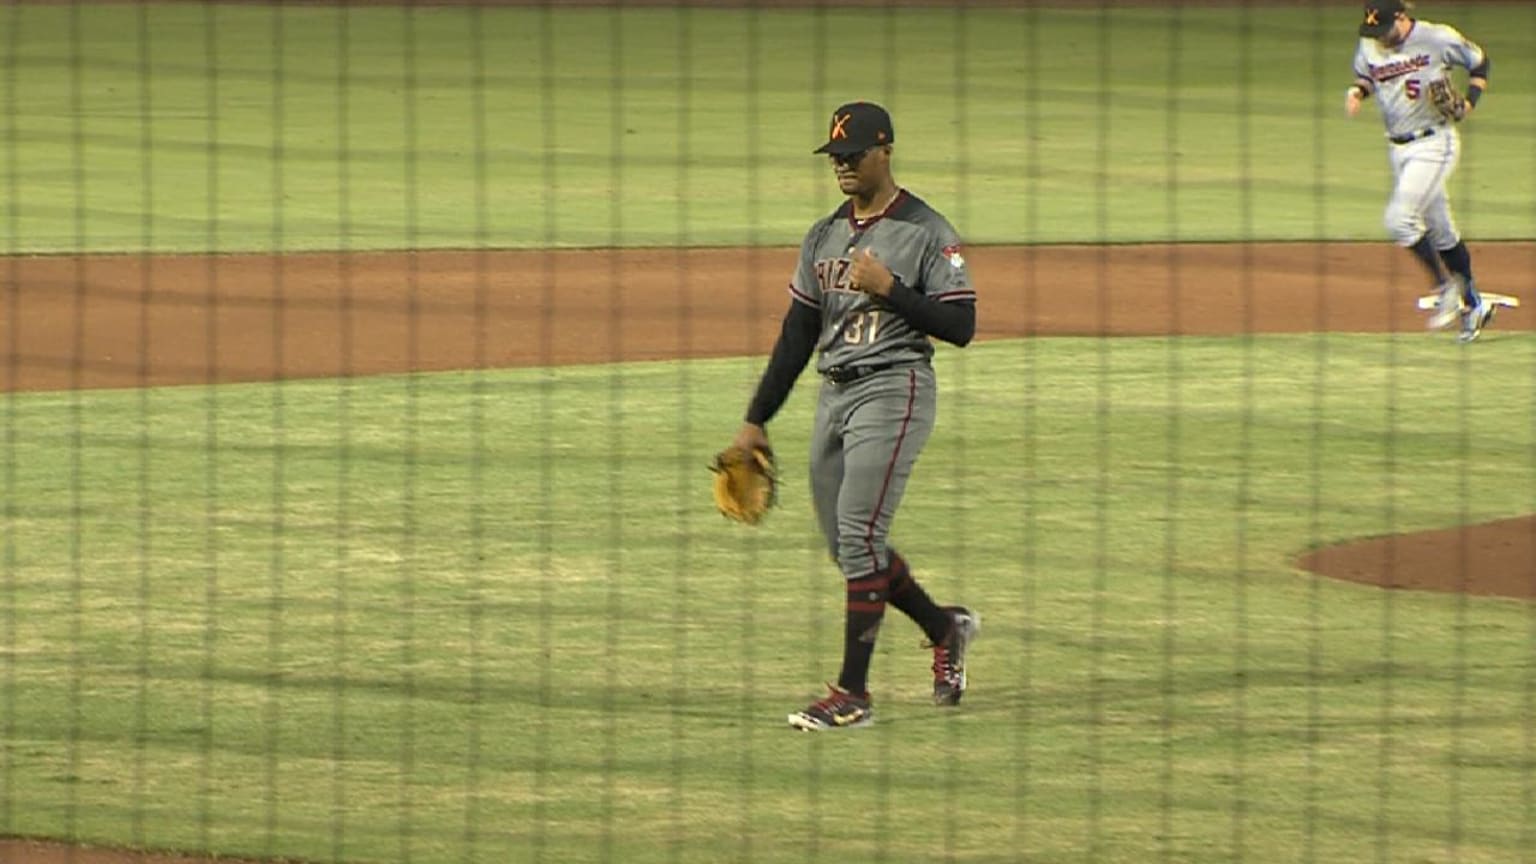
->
[1459, 301, 1496, 343]
[787, 684, 874, 731]
[1426, 277, 1466, 331]
[929, 606, 980, 706]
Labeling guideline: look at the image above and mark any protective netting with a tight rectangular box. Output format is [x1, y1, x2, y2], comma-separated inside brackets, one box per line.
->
[1, 3, 1533, 863]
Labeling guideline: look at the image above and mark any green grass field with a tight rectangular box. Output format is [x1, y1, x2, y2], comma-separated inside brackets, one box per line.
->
[2, 3, 1534, 252]
[3, 3, 1536, 863]
[5, 339, 1536, 862]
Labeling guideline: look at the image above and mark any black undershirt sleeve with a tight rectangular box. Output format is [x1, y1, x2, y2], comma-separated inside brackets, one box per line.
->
[745, 299, 820, 426]
[885, 278, 976, 347]
[745, 281, 974, 425]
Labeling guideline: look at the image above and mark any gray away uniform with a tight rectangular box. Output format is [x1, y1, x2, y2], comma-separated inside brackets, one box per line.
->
[787, 189, 976, 580]
[1353, 20, 1485, 249]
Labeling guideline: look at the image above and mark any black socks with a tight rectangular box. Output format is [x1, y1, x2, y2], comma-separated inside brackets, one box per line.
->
[837, 552, 955, 695]
[837, 572, 889, 695]
[1409, 236, 1449, 282]
[888, 551, 953, 648]
[1439, 241, 1479, 304]
[1439, 240, 1473, 283]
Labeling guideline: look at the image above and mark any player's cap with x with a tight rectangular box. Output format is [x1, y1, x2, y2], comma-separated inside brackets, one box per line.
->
[1359, 0, 1406, 38]
[813, 102, 894, 156]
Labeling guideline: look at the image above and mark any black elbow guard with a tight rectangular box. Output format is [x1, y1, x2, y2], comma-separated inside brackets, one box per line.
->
[1470, 56, 1490, 79]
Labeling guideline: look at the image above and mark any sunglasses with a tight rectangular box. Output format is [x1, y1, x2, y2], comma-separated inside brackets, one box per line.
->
[829, 147, 875, 169]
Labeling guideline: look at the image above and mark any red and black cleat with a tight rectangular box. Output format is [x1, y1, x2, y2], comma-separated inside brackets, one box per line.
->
[787, 684, 874, 731]
[929, 606, 981, 706]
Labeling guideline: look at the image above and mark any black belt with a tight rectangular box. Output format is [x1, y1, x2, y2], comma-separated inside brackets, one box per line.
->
[823, 362, 898, 385]
[1389, 127, 1438, 145]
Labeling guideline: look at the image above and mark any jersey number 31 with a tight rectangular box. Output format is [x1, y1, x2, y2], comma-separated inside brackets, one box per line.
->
[843, 310, 883, 344]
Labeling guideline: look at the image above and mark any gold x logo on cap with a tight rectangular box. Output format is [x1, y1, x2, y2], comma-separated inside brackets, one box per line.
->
[1364, 9, 1379, 25]
[830, 113, 851, 140]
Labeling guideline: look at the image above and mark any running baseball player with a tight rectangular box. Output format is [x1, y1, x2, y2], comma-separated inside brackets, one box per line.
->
[725, 101, 980, 731]
[1347, 0, 1494, 342]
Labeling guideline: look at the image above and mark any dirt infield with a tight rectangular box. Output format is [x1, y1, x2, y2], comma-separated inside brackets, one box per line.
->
[2, 240, 1534, 863]
[6, 242, 1534, 391]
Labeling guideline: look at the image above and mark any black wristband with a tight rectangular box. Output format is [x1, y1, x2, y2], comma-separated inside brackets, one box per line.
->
[1467, 84, 1483, 107]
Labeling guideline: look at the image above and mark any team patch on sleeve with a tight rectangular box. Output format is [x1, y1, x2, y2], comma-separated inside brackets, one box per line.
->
[942, 243, 966, 269]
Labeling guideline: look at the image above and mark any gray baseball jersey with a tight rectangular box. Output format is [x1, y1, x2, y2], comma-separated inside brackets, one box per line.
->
[788, 190, 976, 374]
[1353, 19, 1485, 255]
[1353, 21, 1484, 139]
[788, 189, 975, 580]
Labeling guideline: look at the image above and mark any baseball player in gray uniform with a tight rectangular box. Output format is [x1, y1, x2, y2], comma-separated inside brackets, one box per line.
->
[1347, 0, 1494, 342]
[728, 101, 980, 731]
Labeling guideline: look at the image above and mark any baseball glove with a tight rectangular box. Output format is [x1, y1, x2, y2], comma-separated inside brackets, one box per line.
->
[1428, 78, 1469, 122]
[709, 445, 777, 525]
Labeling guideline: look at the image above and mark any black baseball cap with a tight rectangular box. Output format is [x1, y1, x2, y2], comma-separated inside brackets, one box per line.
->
[1359, 0, 1405, 38]
[812, 102, 893, 156]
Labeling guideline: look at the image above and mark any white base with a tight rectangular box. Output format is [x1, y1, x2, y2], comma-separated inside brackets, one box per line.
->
[1417, 291, 1521, 310]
